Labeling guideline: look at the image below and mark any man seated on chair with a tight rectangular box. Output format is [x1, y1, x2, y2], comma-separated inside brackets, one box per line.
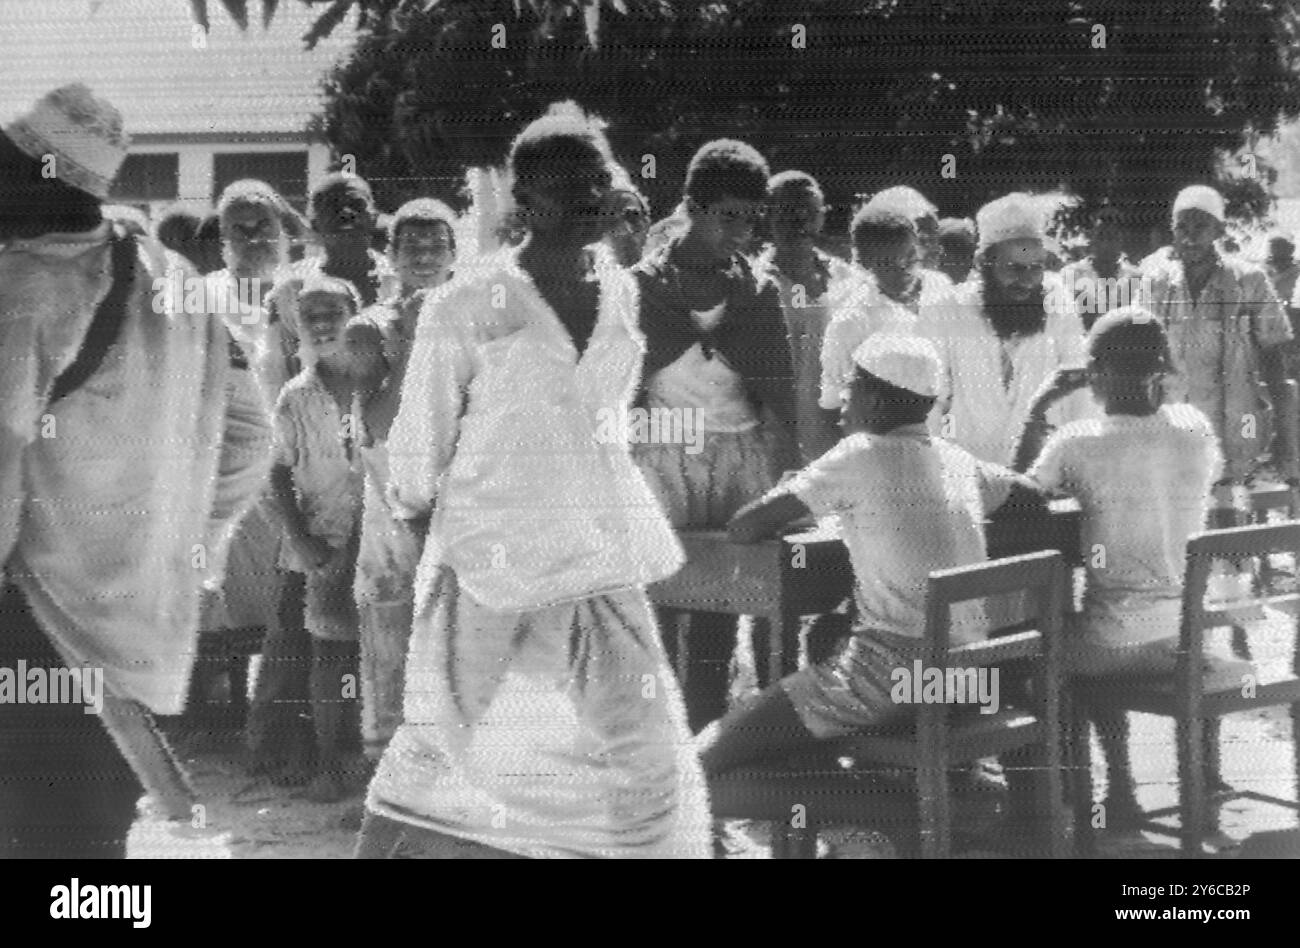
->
[1012, 306, 1255, 829]
[699, 333, 1041, 777]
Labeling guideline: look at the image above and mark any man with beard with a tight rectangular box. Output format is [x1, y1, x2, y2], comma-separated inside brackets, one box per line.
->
[193, 179, 317, 778]
[930, 192, 1091, 468]
[0, 84, 272, 857]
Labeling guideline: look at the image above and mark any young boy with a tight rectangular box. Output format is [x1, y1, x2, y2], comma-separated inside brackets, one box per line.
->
[700, 333, 1034, 775]
[634, 138, 798, 730]
[819, 206, 956, 422]
[1015, 306, 1255, 825]
[268, 276, 368, 803]
[349, 202, 457, 760]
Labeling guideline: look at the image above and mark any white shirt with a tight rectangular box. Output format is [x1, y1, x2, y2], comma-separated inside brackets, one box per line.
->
[1029, 405, 1223, 647]
[645, 340, 759, 433]
[389, 248, 683, 612]
[2, 224, 271, 713]
[790, 427, 1016, 645]
[819, 270, 954, 411]
[272, 367, 365, 568]
[929, 274, 1093, 466]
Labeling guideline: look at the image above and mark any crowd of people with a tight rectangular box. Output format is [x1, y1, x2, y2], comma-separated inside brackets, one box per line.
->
[3, 81, 1299, 859]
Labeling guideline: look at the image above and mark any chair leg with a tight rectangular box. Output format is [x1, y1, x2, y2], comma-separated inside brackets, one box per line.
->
[1292, 701, 1300, 821]
[229, 655, 250, 722]
[1178, 715, 1207, 858]
[916, 707, 951, 858]
[1230, 625, 1252, 662]
[1066, 690, 1097, 857]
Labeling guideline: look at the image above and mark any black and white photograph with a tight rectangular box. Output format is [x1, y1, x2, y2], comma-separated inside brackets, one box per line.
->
[2, 0, 1299, 897]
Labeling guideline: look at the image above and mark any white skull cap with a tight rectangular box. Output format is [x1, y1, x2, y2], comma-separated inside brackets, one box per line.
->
[976, 192, 1046, 253]
[851, 333, 942, 398]
[1171, 185, 1225, 224]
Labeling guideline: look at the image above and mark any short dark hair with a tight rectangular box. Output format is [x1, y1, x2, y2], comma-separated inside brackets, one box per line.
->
[155, 206, 202, 255]
[937, 217, 976, 256]
[850, 205, 917, 261]
[1087, 307, 1170, 375]
[509, 101, 616, 191]
[767, 169, 824, 205]
[310, 172, 376, 224]
[684, 139, 769, 207]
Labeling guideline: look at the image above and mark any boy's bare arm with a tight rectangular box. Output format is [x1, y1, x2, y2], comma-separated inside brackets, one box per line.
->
[996, 476, 1053, 515]
[268, 463, 329, 567]
[728, 491, 811, 544]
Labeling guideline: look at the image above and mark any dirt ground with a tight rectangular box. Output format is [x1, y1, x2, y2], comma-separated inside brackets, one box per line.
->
[127, 618, 1299, 860]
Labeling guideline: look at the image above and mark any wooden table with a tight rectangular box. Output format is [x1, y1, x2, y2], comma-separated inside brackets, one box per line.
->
[647, 500, 1081, 691]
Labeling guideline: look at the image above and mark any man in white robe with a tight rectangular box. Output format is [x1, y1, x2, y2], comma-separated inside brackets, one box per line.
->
[0, 85, 271, 858]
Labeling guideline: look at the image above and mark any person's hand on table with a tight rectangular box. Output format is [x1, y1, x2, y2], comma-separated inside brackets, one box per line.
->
[290, 533, 333, 572]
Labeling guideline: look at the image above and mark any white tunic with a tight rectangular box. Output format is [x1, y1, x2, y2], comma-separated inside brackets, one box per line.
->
[388, 247, 683, 613]
[929, 275, 1093, 466]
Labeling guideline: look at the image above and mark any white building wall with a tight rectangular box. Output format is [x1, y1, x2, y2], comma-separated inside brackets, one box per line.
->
[127, 140, 331, 217]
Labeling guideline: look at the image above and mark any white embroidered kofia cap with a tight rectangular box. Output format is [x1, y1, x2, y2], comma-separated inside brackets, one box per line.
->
[4, 83, 129, 200]
[851, 333, 942, 398]
[1171, 185, 1225, 224]
[976, 192, 1047, 253]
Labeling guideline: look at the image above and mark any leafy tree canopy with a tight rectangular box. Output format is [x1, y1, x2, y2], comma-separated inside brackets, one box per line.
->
[198, 1, 1300, 243]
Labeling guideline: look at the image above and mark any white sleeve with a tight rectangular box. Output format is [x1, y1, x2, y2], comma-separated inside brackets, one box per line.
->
[818, 309, 865, 411]
[387, 291, 474, 517]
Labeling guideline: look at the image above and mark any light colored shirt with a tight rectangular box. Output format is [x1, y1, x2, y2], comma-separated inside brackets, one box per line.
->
[645, 340, 759, 433]
[273, 367, 364, 569]
[819, 269, 953, 411]
[759, 248, 867, 458]
[1139, 252, 1292, 480]
[2, 223, 271, 713]
[352, 301, 427, 605]
[929, 274, 1092, 466]
[388, 248, 683, 613]
[789, 426, 1015, 645]
[1029, 405, 1223, 647]
[1056, 255, 1143, 328]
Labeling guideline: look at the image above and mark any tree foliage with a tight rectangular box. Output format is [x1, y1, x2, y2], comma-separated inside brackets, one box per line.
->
[200, 1, 1300, 238]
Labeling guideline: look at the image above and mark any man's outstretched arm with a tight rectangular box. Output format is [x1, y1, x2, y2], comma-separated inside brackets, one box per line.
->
[728, 490, 810, 544]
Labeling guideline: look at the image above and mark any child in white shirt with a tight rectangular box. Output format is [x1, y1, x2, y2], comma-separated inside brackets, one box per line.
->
[1017, 306, 1254, 826]
[701, 334, 1033, 774]
[268, 276, 368, 802]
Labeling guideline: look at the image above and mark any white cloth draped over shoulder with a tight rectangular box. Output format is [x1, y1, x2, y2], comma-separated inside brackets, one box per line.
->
[387, 247, 684, 614]
[1, 223, 272, 714]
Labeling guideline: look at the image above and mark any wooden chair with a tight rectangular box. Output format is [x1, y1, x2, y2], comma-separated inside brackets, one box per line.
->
[1070, 522, 1300, 858]
[1229, 483, 1299, 660]
[710, 550, 1071, 859]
